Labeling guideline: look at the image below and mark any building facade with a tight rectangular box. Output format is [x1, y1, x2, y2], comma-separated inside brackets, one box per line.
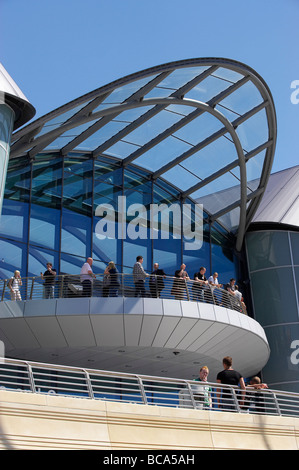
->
[0, 58, 278, 383]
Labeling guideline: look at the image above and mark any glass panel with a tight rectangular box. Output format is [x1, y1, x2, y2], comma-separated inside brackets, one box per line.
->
[246, 150, 266, 192]
[45, 119, 99, 150]
[61, 208, 91, 259]
[262, 324, 299, 388]
[191, 170, 241, 215]
[103, 140, 141, 159]
[211, 67, 244, 84]
[93, 75, 158, 110]
[290, 232, 299, 265]
[0, 239, 27, 281]
[29, 204, 60, 251]
[246, 231, 291, 272]
[93, 162, 123, 269]
[162, 164, 199, 192]
[31, 157, 62, 208]
[173, 112, 223, 146]
[133, 135, 191, 172]
[152, 182, 182, 275]
[184, 75, 232, 103]
[74, 119, 129, 151]
[28, 246, 59, 278]
[183, 220, 210, 280]
[251, 267, 298, 326]
[0, 104, 14, 150]
[181, 133, 238, 181]
[60, 252, 87, 275]
[211, 226, 237, 285]
[217, 80, 263, 116]
[63, 157, 93, 216]
[145, 66, 210, 97]
[5, 162, 31, 202]
[0, 199, 29, 243]
[123, 109, 182, 147]
[34, 104, 89, 138]
[236, 109, 268, 153]
[217, 206, 240, 232]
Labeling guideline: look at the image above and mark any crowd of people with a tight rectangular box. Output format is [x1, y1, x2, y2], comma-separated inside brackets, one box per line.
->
[189, 356, 268, 413]
[6, 257, 246, 310]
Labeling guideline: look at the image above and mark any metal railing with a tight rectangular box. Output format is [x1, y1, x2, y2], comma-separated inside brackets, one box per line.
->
[0, 358, 298, 418]
[0, 273, 247, 314]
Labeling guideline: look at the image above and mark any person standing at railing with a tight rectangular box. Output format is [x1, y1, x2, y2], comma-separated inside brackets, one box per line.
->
[171, 264, 189, 300]
[8, 270, 22, 300]
[133, 256, 148, 297]
[234, 285, 247, 313]
[80, 257, 96, 297]
[207, 272, 222, 304]
[41, 263, 56, 299]
[192, 366, 212, 409]
[149, 262, 166, 298]
[244, 376, 268, 414]
[192, 267, 208, 302]
[103, 261, 120, 297]
[216, 356, 246, 410]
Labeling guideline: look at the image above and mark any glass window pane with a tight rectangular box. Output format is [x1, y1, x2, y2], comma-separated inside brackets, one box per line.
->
[290, 233, 299, 265]
[61, 208, 91, 259]
[217, 80, 263, 117]
[28, 246, 59, 278]
[262, 324, 299, 389]
[63, 158, 92, 216]
[29, 204, 60, 251]
[246, 231, 291, 271]
[236, 109, 268, 153]
[211, 226, 237, 284]
[1, 199, 29, 243]
[31, 157, 62, 208]
[251, 267, 298, 326]
[0, 239, 27, 281]
[5, 163, 31, 203]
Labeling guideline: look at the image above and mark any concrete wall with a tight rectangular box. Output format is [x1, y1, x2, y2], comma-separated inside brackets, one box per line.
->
[0, 390, 298, 450]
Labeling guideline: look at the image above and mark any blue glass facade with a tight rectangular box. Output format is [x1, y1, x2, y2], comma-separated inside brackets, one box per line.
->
[0, 152, 239, 285]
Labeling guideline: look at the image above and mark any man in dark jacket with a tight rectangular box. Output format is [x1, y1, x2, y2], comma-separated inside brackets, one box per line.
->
[149, 263, 166, 298]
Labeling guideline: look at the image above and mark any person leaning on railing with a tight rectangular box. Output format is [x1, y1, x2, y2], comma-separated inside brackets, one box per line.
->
[171, 264, 189, 300]
[149, 263, 166, 298]
[80, 258, 96, 297]
[244, 376, 268, 413]
[192, 366, 213, 409]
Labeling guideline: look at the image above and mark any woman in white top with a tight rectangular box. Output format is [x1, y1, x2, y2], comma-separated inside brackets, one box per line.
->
[8, 270, 22, 300]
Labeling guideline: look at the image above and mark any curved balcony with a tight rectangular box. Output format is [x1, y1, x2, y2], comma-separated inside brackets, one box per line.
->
[1, 273, 246, 313]
[0, 274, 269, 381]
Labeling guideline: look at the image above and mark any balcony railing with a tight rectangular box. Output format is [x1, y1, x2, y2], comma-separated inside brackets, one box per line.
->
[0, 358, 298, 418]
[0, 273, 247, 314]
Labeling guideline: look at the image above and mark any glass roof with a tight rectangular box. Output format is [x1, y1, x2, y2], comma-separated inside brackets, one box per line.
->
[10, 58, 277, 250]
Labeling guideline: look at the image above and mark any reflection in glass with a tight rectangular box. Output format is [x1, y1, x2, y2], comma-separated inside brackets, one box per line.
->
[246, 231, 291, 272]
[211, 226, 237, 284]
[30, 204, 60, 251]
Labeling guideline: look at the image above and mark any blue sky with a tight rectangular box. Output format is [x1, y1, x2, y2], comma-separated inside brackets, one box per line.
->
[1, 0, 298, 173]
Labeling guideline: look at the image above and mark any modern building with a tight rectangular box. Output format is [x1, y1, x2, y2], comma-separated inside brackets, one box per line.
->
[246, 165, 299, 392]
[1, 57, 293, 388]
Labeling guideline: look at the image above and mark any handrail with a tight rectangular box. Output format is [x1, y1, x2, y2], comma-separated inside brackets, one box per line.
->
[0, 357, 298, 418]
[0, 273, 247, 314]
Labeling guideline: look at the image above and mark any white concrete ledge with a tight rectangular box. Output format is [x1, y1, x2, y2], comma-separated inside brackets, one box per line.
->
[0, 298, 270, 381]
